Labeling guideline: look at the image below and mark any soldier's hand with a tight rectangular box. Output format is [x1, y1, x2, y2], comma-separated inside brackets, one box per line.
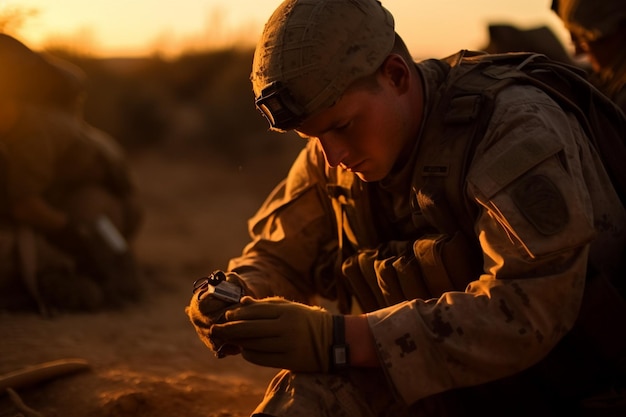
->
[210, 296, 334, 372]
[185, 271, 252, 357]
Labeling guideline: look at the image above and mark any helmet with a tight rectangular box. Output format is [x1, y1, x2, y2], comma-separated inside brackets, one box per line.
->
[251, 0, 395, 131]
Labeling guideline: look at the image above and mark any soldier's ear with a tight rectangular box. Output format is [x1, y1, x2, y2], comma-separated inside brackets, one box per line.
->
[379, 54, 411, 94]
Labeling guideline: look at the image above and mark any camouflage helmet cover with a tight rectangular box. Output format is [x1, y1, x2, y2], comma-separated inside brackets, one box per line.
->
[251, 0, 395, 131]
[551, 0, 626, 42]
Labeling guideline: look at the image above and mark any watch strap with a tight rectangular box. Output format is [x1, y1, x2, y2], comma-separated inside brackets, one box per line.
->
[330, 315, 349, 372]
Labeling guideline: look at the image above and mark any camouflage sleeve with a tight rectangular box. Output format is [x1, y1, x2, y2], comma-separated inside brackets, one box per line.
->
[366, 85, 623, 404]
[227, 140, 337, 303]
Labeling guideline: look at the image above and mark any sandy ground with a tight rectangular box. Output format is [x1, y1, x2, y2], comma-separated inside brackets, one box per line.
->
[0, 141, 303, 417]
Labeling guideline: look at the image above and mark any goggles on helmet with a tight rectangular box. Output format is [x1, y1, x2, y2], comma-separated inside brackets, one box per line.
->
[254, 81, 306, 131]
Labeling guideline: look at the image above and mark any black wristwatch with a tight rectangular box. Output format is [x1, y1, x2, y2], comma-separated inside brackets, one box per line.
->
[330, 315, 349, 372]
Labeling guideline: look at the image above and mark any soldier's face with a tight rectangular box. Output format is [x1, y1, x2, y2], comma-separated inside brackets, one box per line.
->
[296, 66, 418, 182]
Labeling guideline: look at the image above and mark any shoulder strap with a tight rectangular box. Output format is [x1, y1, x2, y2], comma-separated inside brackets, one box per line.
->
[460, 51, 626, 206]
[514, 56, 626, 207]
[414, 50, 626, 238]
[412, 51, 497, 239]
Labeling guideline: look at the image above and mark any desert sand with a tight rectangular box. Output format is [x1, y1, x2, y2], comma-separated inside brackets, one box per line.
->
[0, 140, 304, 417]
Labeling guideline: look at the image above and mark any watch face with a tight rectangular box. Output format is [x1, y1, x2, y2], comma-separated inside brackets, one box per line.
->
[332, 345, 348, 366]
[331, 315, 349, 371]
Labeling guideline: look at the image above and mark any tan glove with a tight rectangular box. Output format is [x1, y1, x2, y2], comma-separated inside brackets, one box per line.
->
[210, 296, 335, 373]
[185, 271, 253, 357]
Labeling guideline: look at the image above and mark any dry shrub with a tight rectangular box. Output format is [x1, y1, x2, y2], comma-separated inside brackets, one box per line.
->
[45, 47, 291, 161]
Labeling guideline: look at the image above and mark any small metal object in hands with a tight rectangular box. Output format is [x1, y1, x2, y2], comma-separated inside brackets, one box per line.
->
[192, 271, 243, 358]
[192, 270, 242, 304]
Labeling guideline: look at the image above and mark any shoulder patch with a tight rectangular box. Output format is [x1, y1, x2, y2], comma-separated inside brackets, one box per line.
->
[511, 175, 569, 235]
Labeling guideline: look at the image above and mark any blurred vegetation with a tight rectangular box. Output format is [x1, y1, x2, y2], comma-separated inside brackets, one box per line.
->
[0, 6, 38, 34]
[2, 6, 296, 160]
[44, 46, 300, 160]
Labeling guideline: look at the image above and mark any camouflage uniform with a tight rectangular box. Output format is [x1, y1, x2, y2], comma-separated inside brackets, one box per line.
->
[0, 34, 143, 312]
[0, 104, 143, 312]
[190, 0, 626, 415]
[226, 55, 626, 415]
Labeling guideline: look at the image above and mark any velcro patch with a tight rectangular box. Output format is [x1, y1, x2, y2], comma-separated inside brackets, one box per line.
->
[511, 175, 569, 235]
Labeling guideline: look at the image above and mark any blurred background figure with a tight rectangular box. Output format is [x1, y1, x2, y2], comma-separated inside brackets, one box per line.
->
[482, 23, 579, 66]
[0, 33, 144, 315]
[551, 0, 626, 112]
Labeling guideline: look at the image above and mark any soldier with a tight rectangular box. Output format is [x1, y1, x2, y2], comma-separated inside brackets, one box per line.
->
[186, 0, 626, 415]
[0, 34, 143, 314]
[551, 0, 626, 112]
[482, 23, 578, 66]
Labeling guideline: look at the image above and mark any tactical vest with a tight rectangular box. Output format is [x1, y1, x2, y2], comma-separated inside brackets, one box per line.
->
[329, 50, 626, 312]
[327, 51, 626, 380]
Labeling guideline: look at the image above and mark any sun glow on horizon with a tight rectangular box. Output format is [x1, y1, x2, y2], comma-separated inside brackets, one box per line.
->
[2, 0, 571, 59]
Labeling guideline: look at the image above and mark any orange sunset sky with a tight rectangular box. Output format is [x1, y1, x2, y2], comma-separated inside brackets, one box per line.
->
[4, 0, 571, 58]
